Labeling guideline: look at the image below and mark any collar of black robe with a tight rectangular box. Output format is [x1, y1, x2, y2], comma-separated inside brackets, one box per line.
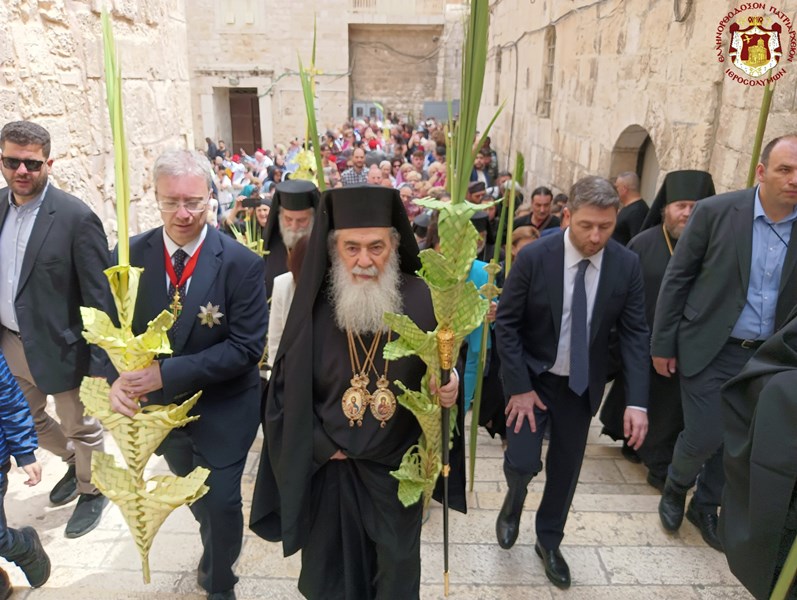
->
[262, 179, 320, 250]
[641, 170, 716, 230]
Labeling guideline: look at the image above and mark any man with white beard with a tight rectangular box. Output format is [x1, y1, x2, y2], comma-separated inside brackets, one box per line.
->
[262, 179, 319, 302]
[250, 185, 463, 600]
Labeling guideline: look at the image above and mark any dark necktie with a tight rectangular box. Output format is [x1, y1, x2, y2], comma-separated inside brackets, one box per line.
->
[168, 249, 188, 338]
[569, 259, 590, 396]
[168, 249, 189, 301]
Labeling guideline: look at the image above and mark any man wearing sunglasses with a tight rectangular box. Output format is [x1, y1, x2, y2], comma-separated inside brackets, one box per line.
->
[0, 120, 111, 537]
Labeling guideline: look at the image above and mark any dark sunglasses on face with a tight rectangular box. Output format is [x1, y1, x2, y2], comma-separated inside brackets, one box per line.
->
[1, 157, 45, 172]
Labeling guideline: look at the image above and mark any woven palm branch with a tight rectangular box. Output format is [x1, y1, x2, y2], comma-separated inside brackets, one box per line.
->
[385, 0, 498, 509]
[92, 452, 209, 583]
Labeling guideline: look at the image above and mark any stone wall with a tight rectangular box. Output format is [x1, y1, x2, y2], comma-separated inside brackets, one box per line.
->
[349, 24, 444, 122]
[185, 0, 352, 149]
[185, 0, 459, 148]
[482, 0, 797, 199]
[0, 0, 194, 241]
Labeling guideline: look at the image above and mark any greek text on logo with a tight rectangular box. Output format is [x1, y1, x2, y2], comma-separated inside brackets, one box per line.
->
[715, 4, 795, 86]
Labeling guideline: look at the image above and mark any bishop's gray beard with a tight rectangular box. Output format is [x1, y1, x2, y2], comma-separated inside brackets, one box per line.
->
[328, 250, 402, 336]
[279, 215, 314, 250]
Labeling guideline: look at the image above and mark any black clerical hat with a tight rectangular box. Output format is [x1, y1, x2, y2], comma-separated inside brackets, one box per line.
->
[274, 180, 319, 211]
[262, 179, 320, 250]
[323, 185, 421, 274]
[641, 170, 716, 230]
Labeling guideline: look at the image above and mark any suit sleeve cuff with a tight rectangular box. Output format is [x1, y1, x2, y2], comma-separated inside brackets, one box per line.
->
[14, 452, 36, 467]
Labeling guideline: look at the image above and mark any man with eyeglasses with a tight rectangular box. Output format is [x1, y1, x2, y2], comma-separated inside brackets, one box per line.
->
[106, 149, 267, 600]
[0, 120, 110, 538]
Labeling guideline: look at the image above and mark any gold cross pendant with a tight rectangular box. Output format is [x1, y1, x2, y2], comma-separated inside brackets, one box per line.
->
[170, 290, 182, 320]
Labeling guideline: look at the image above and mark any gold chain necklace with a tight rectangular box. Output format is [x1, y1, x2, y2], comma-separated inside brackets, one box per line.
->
[341, 330, 397, 428]
[662, 224, 675, 256]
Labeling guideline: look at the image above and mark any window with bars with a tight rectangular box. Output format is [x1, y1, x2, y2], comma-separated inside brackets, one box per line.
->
[539, 26, 556, 118]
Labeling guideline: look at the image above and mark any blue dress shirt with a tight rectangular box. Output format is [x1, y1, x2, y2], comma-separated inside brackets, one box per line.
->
[731, 187, 797, 340]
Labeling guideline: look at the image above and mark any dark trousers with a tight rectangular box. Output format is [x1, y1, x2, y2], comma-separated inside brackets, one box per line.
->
[669, 342, 756, 510]
[160, 431, 246, 594]
[299, 459, 423, 600]
[504, 373, 593, 550]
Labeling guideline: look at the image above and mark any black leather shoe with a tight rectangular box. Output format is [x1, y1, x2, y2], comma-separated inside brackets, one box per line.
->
[496, 485, 528, 549]
[49, 464, 78, 506]
[64, 493, 108, 538]
[208, 590, 236, 600]
[686, 501, 723, 552]
[535, 541, 571, 589]
[659, 480, 687, 531]
[646, 471, 666, 493]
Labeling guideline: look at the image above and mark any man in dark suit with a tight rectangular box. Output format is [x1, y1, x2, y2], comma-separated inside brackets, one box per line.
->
[0, 121, 110, 537]
[652, 134, 797, 552]
[495, 176, 649, 588]
[108, 149, 267, 600]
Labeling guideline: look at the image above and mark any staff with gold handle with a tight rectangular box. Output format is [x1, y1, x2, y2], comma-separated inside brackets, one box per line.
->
[437, 327, 455, 596]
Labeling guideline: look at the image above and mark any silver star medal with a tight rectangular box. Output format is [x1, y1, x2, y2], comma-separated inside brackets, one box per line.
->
[198, 302, 223, 328]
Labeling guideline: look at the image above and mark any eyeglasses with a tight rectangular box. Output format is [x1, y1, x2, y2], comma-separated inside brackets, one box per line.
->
[157, 197, 209, 213]
[1, 157, 45, 172]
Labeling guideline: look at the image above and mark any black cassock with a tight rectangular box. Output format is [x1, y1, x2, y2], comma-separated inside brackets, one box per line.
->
[251, 275, 466, 600]
[720, 315, 797, 600]
[264, 237, 288, 301]
[599, 226, 682, 479]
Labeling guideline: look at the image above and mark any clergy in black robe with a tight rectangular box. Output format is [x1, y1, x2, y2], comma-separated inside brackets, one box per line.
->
[720, 310, 797, 599]
[262, 179, 319, 302]
[600, 170, 716, 488]
[250, 185, 465, 600]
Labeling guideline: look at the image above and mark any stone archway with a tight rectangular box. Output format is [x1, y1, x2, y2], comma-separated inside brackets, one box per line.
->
[610, 125, 660, 203]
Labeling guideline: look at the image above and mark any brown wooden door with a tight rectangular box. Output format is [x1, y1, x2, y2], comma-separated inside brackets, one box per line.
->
[229, 88, 262, 154]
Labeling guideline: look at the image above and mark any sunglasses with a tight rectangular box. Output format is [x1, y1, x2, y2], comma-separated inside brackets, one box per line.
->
[2, 157, 45, 172]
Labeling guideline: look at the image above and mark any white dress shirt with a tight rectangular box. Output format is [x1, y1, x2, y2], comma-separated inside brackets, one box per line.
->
[163, 224, 208, 295]
[550, 228, 603, 377]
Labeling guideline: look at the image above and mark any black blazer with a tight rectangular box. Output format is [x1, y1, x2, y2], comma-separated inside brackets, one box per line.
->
[651, 188, 797, 377]
[0, 185, 111, 394]
[118, 226, 267, 468]
[496, 231, 650, 415]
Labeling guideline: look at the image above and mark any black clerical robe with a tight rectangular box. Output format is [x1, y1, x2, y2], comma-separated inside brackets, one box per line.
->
[600, 226, 682, 475]
[264, 238, 288, 301]
[720, 316, 797, 600]
[251, 274, 466, 600]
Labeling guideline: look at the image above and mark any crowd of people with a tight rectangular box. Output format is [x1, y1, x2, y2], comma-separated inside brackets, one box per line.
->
[0, 115, 795, 600]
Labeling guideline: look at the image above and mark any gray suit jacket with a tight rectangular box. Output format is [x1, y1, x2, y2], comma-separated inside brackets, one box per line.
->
[0, 185, 111, 394]
[651, 187, 797, 377]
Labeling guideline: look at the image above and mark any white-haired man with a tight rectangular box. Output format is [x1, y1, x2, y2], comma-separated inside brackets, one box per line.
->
[251, 185, 463, 600]
[107, 149, 267, 600]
